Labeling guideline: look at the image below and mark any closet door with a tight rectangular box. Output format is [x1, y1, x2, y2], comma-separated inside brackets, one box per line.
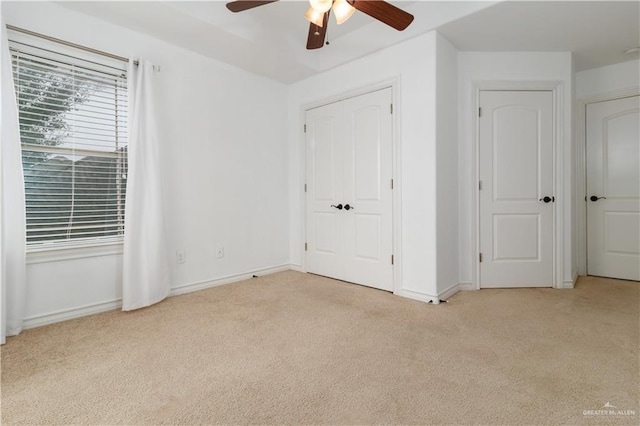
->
[341, 89, 393, 290]
[305, 88, 393, 291]
[305, 100, 344, 280]
[586, 95, 640, 281]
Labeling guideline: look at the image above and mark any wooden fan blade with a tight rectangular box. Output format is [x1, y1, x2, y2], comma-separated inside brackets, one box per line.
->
[351, 0, 414, 31]
[226, 1, 279, 13]
[306, 11, 330, 50]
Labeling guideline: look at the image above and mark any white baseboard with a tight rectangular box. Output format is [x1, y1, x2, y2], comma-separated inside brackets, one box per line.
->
[438, 283, 460, 301]
[560, 271, 579, 289]
[170, 264, 291, 296]
[23, 298, 123, 330]
[458, 281, 474, 291]
[23, 264, 294, 330]
[289, 264, 304, 272]
[399, 282, 469, 304]
[399, 288, 440, 304]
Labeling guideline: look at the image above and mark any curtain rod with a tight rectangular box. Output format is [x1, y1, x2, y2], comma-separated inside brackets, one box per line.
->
[6, 24, 139, 66]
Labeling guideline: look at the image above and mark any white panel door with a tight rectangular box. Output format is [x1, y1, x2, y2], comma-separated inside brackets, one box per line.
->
[342, 89, 393, 290]
[479, 91, 554, 288]
[305, 88, 393, 291]
[586, 95, 640, 281]
[305, 101, 344, 280]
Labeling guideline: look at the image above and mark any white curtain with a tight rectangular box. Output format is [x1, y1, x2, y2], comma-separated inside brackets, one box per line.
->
[122, 58, 170, 311]
[1, 23, 27, 343]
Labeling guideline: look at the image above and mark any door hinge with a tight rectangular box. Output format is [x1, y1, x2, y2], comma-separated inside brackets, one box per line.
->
[305, 242, 308, 251]
[390, 103, 393, 114]
[391, 255, 394, 265]
[304, 183, 307, 193]
[304, 124, 307, 133]
[478, 107, 482, 118]
[479, 253, 483, 263]
[391, 179, 394, 190]
[479, 180, 483, 190]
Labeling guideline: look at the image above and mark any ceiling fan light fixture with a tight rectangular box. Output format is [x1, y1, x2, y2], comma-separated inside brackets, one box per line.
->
[304, 7, 325, 27]
[333, 0, 355, 24]
[309, 0, 332, 13]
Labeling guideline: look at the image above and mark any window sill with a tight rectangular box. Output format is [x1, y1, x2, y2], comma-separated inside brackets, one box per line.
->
[26, 241, 124, 264]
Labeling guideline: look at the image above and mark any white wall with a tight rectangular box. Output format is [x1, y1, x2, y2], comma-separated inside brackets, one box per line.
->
[576, 60, 639, 98]
[457, 52, 575, 289]
[3, 2, 606, 329]
[2, 1, 289, 328]
[288, 31, 443, 301]
[434, 33, 459, 297]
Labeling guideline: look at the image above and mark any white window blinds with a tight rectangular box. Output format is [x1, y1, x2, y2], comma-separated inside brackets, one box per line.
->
[9, 39, 128, 248]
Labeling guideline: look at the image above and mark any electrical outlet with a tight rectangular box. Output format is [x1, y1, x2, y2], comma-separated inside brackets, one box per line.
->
[216, 247, 225, 259]
[176, 249, 185, 264]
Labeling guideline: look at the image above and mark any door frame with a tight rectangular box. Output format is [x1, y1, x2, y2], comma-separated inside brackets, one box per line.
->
[300, 78, 402, 295]
[472, 80, 564, 289]
[576, 88, 640, 276]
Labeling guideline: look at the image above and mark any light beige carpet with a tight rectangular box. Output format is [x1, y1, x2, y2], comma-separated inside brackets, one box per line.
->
[1, 272, 638, 425]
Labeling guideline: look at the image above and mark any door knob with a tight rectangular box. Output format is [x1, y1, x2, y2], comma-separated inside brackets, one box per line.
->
[539, 196, 555, 203]
[344, 204, 354, 211]
[589, 195, 606, 202]
[330, 204, 343, 210]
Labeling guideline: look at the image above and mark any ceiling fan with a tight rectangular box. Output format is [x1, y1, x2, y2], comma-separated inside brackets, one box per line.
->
[225, 0, 414, 49]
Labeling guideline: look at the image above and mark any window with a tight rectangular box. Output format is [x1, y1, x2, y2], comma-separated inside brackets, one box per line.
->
[9, 38, 128, 249]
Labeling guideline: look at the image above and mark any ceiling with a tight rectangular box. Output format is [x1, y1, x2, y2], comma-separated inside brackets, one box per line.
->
[58, 1, 640, 83]
[439, 0, 640, 72]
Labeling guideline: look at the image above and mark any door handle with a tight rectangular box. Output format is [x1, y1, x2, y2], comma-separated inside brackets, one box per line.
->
[539, 196, 555, 203]
[589, 195, 606, 202]
[344, 204, 354, 211]
[330, 204, 343, 210]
